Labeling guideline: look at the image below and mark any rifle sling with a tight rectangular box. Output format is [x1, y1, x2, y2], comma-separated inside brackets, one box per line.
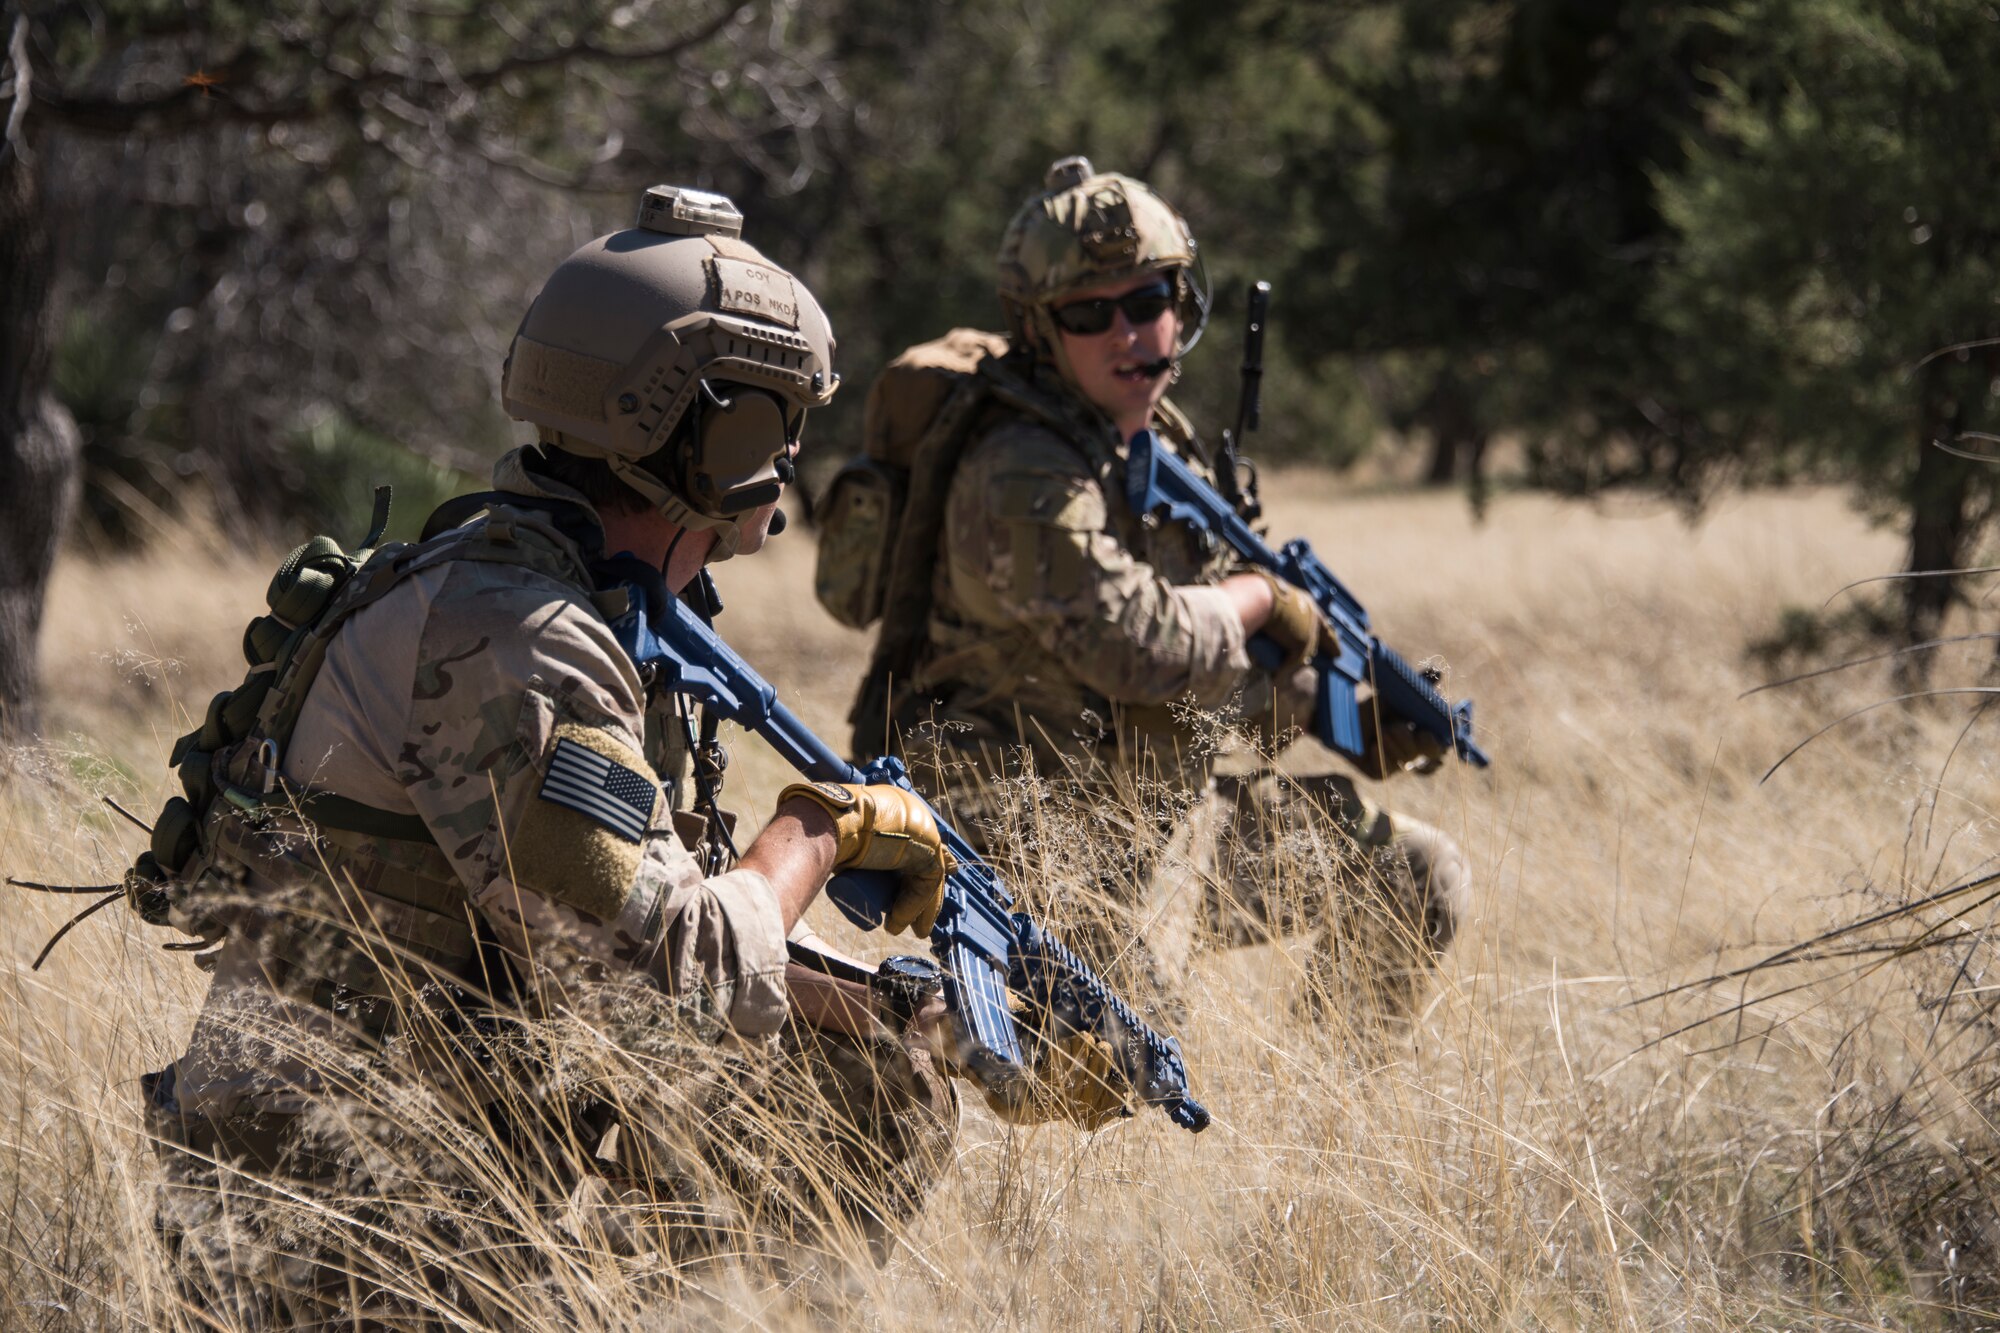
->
[785, 937, 878, 986]
[294, 792, 437, 843]
[784, 939, 888, 1036]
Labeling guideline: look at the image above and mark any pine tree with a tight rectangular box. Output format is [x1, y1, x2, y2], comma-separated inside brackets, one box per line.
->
[1651, 0, 2000, 658]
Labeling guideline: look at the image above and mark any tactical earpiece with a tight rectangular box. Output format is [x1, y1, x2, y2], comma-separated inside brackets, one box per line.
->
[680, 379, 803, 518]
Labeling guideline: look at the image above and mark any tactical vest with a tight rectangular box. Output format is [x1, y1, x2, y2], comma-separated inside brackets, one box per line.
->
[911, 403, 1229, 772]
[123, 489, 642, 1024]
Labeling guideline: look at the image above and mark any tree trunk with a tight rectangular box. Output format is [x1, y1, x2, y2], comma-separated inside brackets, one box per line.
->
[1422, 428, 1459, 485]
[1417, 367, 1488, 495]
[1895, 359, 1972, 687]
[1465, 428, 1491, 521]
[0, 129, 81, 741]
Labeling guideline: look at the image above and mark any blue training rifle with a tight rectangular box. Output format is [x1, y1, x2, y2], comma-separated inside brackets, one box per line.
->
[603, 566, 1210, 1133]
[1125, 429, 1491, 770]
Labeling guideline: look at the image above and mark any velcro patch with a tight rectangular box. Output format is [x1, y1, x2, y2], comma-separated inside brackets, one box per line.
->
[709, 256, 800, 328]
[539, 737, 655, 843]
[501, 701, 658, 924]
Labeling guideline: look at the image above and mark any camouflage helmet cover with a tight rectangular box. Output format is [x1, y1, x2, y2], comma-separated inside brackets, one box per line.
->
[996, 157, 1205, 368]
[502, 185, 838, 558]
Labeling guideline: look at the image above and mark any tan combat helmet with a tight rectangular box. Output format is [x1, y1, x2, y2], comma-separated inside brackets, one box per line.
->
[995, 156, 1208, 382]
[502, 185, 839, 560]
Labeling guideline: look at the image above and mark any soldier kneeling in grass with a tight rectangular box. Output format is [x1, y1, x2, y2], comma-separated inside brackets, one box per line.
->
[101, 186, 1119, 1326]
[819, 158, 1472, 1025]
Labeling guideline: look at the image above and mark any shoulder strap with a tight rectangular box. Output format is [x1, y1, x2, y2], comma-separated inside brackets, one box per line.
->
[252, 494, 604, 810]
[979, 353, 1097, 440]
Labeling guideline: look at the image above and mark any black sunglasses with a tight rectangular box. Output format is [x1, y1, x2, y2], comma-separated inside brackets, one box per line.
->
[1051, 279, 1177, 335]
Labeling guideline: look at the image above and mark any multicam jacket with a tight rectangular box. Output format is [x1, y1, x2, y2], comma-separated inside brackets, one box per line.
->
[902, 369, 1256, 772]
[166, 451, 788, 1119]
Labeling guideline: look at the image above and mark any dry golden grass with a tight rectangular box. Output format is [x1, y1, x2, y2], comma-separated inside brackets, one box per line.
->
[7, 477, 2000, 1328]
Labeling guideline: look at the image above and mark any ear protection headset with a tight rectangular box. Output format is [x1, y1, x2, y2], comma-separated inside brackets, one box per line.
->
[675, 379, 804, 519]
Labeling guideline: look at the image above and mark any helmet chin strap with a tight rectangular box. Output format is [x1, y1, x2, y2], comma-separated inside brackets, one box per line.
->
[1134, 354, 1176, 379]
[602, 454, 745, 562]
[660, 525, 687, 582]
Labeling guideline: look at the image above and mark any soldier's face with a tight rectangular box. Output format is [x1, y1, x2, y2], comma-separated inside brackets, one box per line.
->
[1054, 274, 1181, 432]
[735, 501, 781, 556]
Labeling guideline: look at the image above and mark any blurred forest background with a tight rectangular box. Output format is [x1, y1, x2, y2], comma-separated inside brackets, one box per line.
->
[4, 0, 1999, 734]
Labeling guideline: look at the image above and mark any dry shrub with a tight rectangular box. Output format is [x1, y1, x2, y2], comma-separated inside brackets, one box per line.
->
[1662, 862, 2000, 1322]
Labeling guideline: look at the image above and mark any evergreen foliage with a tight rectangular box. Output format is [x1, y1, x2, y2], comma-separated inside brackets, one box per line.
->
[1652, 0, 2000, 643]
[11, 0, 2000, 644]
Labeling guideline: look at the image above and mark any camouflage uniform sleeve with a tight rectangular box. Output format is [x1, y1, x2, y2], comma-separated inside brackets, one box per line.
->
[389, 562, 789, 1036]
[944, 421, 1250, 707]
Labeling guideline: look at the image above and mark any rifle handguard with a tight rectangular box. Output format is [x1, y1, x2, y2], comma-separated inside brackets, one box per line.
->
[1126, 429, 1491, 770]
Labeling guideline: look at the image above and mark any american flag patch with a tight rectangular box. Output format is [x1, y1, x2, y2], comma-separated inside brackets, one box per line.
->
[538, 738, 655, 843]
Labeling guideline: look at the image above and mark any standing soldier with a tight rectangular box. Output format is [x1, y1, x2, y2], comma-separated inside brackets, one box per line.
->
[132, 185, 1108, 1327]
[825, 158, 1470, 1020]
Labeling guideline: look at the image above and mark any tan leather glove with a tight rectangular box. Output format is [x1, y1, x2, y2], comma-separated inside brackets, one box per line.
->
[1015, 1030, 1131, 1130]
[779, 781, 953, 936]
[1253, 569, 1328, 668]
[1359, 707, 1448, 779]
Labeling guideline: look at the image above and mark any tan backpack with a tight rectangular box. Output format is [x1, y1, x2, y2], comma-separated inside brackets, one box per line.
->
[813, 328, 1010, 630]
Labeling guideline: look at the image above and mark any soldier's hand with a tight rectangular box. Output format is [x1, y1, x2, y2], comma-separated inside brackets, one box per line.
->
[979, 1026, 1132, 1131]
[778, 782, 952, 936]
[1253, 570, 1329, 668]
[1360, 709, 1448, 779]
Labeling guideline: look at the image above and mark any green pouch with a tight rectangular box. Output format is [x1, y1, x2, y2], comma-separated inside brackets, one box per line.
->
[151, 797, 200, 873]
[124, 852, 173, 926]
[266, 535, 348, 626]
[219, 678, 271, 738]
[197, 691, 233, 751]
[112, 489, 399, 950]
[178, 749, 215, 809]
[242, 615, 289, 667]
[814, 458, 904, 630]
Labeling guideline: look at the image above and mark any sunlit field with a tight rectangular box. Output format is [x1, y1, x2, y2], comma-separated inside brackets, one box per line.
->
[10, 477, 2000, 1329]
